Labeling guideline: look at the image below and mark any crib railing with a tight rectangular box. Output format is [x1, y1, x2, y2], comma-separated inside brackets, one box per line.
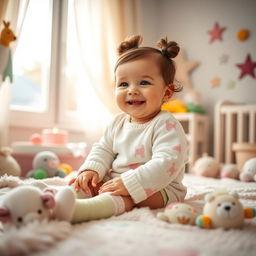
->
[214, 100, 256, 164]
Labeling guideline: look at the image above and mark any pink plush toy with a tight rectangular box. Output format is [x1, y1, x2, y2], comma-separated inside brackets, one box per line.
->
[0, 185, 75, 229]
[157, 202, 199, 225]
[192, 153, 220, 178]
[220, 164, 239, 179]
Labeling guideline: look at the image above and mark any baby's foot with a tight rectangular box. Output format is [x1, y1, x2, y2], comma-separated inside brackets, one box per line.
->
[53, 187, 76, 221]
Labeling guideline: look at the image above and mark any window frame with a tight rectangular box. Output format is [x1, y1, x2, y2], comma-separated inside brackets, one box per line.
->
[9, 0, 78, 130]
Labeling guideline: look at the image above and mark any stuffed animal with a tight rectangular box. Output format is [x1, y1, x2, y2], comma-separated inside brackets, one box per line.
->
[0, 147, 21, 177]
[26, 151, 66, 179]
[239, 157, 256, 182]
[0, 20, 16, 83]
[0, 185, 75, 229]
[192, 153, 220, 178]
[157, 202, 199, 225]
[196, 190, 256, 229]
[220, 164, 239, 179]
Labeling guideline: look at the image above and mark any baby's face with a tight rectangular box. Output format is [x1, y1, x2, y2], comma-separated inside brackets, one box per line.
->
[115, 55, 170, 124]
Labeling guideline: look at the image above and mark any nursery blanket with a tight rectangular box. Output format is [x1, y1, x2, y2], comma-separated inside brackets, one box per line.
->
[0, 174, 256, 256]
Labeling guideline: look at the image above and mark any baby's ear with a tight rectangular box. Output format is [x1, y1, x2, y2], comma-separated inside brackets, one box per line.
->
[163, 84, 174, 102]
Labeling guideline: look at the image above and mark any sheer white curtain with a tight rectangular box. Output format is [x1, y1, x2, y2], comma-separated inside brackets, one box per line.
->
[0, 0, 29, 147]
[73, 0, 137, 114]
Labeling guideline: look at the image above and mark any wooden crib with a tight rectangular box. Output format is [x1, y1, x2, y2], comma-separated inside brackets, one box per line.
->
[214, 100, 256, 165]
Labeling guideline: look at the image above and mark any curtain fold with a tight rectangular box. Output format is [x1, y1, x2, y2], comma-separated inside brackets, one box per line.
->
[0, 0, 29, 147]
[74, 0, 137, 114]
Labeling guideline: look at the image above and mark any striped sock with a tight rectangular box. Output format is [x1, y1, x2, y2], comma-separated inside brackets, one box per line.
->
[71, 193, 125, 223]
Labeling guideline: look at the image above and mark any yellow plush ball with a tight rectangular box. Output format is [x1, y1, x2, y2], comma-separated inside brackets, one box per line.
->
[161, 100, 188, 113]
[59, 163, 73, 175]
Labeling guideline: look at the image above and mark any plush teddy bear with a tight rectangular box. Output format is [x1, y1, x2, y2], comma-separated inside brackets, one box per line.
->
[196, 191, 256, 229]
[26, 151, 66, 179]
[157, 202, 199, 225]
[0, 185, 75, 230]
[0, 147, 21, 177]
[192, 153, 220, 178]
[239, 158, 256, 182]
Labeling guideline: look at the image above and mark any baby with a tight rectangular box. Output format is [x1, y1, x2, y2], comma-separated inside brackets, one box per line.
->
[66, 35, 188, 223]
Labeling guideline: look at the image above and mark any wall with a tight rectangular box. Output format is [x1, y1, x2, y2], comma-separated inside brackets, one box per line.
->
[137, 0, 256, 154]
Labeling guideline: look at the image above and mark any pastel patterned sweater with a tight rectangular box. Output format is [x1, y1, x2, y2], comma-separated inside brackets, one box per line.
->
[79, 110, 188, 204]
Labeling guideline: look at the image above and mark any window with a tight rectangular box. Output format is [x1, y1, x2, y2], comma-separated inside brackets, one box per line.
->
[10, 0, 112, 131]
[11, 0, 51, 112]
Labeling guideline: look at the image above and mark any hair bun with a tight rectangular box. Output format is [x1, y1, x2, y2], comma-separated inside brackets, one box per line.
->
[157, 36, 180, 59]
[117, 35, 143, 56]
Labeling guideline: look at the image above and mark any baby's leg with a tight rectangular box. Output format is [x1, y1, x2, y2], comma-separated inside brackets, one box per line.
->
[136, 191, 166, 209]
[71, 194, 134, 223]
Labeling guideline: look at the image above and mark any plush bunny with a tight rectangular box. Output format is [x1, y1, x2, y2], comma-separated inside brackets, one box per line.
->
[0, 185, 75, 230]
[157, 202, 199, 225]
[196, 190, 256, 229]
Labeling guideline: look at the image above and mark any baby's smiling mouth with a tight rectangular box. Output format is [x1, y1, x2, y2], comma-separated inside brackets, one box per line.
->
[127, 100, 146, 105]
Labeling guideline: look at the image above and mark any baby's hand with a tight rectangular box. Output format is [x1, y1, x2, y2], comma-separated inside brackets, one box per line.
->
[99, 177, 129, 196]
[68, 170, 99, 193]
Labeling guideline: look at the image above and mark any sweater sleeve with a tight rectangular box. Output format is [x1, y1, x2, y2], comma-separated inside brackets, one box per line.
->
[121, 116, 187, 203]
[78, 118, 118, 180]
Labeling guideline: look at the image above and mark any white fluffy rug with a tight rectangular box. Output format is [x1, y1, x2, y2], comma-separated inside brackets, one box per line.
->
[0, 174, 256, 256]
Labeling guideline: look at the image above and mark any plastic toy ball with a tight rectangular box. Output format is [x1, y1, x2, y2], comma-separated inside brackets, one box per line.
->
[59, 163, 73, 175]
[33, 169, 48, 179]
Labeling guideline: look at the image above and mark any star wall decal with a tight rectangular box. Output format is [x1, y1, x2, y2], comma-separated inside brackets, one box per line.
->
[208, 22, 226, 43]
[236, 54, 256, 79]
[174, 49, 199, 88]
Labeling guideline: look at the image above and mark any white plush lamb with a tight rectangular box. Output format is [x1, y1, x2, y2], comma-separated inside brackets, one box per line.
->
[0, 185, 75, 229]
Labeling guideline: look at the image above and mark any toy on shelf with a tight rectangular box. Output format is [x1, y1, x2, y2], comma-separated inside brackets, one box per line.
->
[220, 163, 239, 179]
[161, 99, 188, 113]
[157, 202, 199, 225]
[0, 20, 16, 83]
[239, 157, 256, 182]
[0, 147, 21, 177]
[192, 153, 220, 178]
[26, 151, 67, 179]
[182, 89, 205, 114]
[0, 185, 75, 229]
[196, 190, 256, 229]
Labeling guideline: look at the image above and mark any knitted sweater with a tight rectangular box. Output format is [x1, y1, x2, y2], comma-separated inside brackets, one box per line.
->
[79, 110, 188, 203]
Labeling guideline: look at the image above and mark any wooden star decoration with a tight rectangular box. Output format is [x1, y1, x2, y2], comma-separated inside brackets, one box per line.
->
[174, 49, 199, 88]
[236, 53, 256, 79]
[208, 22, 226, 43]
[211, 77, 220, 88]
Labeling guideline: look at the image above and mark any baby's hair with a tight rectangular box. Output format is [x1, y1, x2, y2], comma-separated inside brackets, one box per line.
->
[115, 35, 182, 92]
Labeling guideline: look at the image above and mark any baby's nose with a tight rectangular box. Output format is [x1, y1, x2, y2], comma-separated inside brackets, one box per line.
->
[128, 85, 139, 95]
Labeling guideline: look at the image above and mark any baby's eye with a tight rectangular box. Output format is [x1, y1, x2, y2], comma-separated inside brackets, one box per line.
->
[118, 82, 128, 88]
[140, 80, 151, 85]
[38, 209, 42, 214]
